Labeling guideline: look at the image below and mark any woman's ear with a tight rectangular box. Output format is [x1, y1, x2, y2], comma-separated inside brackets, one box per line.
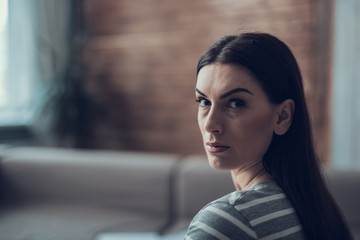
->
[274, 99, 295, 135]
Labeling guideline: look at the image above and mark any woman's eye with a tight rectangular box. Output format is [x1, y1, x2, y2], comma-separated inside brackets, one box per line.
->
[229, 99, 245, 109]
[196, 98, 211, 107]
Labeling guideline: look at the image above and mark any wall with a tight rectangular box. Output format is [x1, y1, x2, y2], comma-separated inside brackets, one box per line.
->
[79, 0, 332, 162]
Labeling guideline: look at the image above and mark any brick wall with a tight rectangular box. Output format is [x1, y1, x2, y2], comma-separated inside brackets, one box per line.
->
[79, 0, 332, 162]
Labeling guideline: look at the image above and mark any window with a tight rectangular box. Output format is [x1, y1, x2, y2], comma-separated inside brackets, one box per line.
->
[0, 0, 8, 112]
[332, 0, 360, 169]
[0, 0, 39, 126]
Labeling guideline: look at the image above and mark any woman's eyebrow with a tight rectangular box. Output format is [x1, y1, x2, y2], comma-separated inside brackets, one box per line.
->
[195, 88, 207, 97]
[195, 87, 253, 99]
[220, 88, 253, 99]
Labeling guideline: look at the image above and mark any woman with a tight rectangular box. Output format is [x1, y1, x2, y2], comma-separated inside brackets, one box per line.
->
[185, 33, 352, 239]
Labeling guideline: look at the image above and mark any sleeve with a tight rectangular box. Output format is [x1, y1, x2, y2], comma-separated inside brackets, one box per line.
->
[184, 202, 257, 240]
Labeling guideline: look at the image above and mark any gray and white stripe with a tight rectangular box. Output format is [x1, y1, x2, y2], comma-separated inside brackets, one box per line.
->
[206, 206, 257, 238]
[259, 225, 303, 240]
[234, 193, 286, 211]
[191, 221, 231, 240]
[250, 208, 295, 226]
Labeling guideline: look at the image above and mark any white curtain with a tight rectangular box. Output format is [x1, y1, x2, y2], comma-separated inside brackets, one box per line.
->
[4, 0, 37, 125]
[332, 0, 360, 169]
[7, 0, 70, 126]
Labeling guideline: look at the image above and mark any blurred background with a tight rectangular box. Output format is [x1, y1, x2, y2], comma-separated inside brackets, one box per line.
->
[0, 0, 359, 169]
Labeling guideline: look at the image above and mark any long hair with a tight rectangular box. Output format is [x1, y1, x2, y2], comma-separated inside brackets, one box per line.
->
[197, 33, 353, 240]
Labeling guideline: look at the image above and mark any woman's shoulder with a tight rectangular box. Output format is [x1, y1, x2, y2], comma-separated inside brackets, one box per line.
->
[185, 181, 305, 239]
[214, 181, 300, 226]
[217, 181, 285, 206]
[186, 191, 259, 239]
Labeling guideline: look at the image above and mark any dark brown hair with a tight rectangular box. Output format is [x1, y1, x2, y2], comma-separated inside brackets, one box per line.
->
[197, 32, 353, 239]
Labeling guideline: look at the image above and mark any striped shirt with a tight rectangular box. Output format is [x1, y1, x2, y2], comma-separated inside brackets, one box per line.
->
[184, 181, 305, 240]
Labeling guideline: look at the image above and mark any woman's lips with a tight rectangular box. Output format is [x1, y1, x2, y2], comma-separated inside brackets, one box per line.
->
[206, 142, 230, 153]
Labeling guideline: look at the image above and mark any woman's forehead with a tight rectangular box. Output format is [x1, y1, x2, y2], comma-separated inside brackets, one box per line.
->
[196, 63, 261, 95]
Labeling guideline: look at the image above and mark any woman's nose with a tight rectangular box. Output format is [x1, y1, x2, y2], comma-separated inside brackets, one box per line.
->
[204, 108, 224, 134]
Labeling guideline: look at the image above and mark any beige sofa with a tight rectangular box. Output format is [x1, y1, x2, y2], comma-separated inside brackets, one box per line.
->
[0, 146, 359, 240]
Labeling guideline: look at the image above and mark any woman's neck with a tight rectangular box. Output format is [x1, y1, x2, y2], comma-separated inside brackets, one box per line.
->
[230, 161, 273, 191]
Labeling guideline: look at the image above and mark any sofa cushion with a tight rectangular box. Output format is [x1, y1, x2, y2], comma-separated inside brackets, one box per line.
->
[0, 147, 178, 215]
[0, 147, 179, 239]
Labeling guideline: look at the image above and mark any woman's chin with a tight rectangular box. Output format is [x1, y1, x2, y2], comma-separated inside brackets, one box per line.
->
[208, 156, 234, 170]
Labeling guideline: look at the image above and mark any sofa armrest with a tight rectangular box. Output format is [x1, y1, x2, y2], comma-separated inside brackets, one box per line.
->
[324, 168, 360, 239]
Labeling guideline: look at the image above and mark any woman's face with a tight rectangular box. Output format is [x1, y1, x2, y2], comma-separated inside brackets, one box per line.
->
[196, 63, 279, 171]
